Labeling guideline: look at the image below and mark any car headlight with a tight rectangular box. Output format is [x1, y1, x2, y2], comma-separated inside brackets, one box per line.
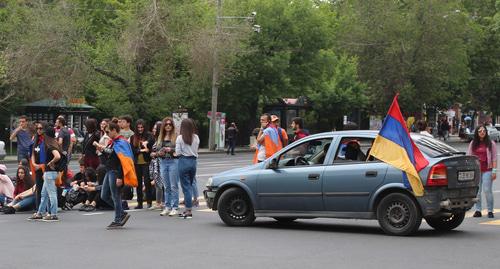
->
[206, 177, 213, 187]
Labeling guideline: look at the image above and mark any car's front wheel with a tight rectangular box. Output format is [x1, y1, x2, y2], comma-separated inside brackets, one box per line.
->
[217, 187, 255, 226]
[425, 211, 465, 231]
[376, 193, 422, 236]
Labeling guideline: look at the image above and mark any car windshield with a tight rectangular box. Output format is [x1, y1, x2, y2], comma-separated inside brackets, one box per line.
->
[411, 134, 462, 158]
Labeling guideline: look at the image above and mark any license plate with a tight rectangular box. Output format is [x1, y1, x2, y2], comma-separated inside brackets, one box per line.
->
[458, 171, 474, 181]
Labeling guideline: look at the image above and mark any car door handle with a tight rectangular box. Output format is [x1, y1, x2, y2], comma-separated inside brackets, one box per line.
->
[308, 174, 320, 180]
[365, 171, 378, 177]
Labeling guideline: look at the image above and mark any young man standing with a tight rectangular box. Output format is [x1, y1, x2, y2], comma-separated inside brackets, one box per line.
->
[118, 115, 134, 142]
[96, 122, 137, 229]
[226, 122, 238, 155]
[271, 115, 288, 147]
[10, 115, 33, 163]
[253, 114, 282, 164]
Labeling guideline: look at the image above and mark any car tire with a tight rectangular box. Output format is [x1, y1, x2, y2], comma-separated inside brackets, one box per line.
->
[273, 217, 297, 223]
[424, 211, 465, 231]
[217, 187, 255, 226]
[376, 193, 422, 236]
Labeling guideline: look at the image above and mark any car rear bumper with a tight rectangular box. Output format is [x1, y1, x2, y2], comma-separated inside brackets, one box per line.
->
[419, 187, 479, 216]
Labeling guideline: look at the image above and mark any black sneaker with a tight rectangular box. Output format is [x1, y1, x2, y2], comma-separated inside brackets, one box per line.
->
[85, 205, 96, 212]
[134, 204, 143, 210]
[178, 212, 193, 219]
[488, 212, 494, 218]
[119, 212, 131, 226]
[3, 206, 16, 215]
[473, 211, 482, 218]
[106, 222, 122, 229]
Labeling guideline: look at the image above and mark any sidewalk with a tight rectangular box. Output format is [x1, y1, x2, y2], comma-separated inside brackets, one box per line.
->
[0, 146, 253, 164]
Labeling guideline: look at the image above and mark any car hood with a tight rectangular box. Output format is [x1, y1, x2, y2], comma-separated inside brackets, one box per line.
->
[213, 162, 263, 178]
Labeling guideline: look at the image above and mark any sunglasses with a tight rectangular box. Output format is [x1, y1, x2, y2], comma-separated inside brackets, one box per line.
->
[165, 123, 173, 126]
[478, 129, 487, 133]
[36, 127, 43, 130]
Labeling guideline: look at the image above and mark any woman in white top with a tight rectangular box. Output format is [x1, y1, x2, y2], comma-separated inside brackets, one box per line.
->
[175, 118, 199, 219]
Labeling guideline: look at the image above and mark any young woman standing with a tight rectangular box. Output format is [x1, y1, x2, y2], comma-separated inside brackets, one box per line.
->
[31, 121, 47, 209]
[176, 118, 199, 219]
[155, 117, 180, 216]
[469, 125, 497, 218]
[149, 121, 164, 210]
[130, 119, 155, 209]
[29, 125, 62, 222]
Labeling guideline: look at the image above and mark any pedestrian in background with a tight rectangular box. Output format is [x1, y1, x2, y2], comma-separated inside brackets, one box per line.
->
[10, 115, 33, 163]
[469, 125, 497, 218]
[29, 124, 62, 222]
[290, 117, 308, 143]
[226, 122, 238, 155]
[155, 117, 180, 216]
[0, 164, 14, 209]
[271, 115, 288, 147]
[253, 114, 282, 163]
[149, 121, 164, 210]
[98, 119, 111, 165]
[130, 119, 155, 209]
[416, 120, 433, 138]
[31, 121, 47, 209]
[82, 118, 101, 170]
[176, 118, 199, 219]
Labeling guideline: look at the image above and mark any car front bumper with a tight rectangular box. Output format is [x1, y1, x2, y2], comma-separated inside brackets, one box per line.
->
[203, 189, 216, 209]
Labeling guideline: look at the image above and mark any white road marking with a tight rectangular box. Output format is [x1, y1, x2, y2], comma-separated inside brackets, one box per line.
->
[82, 212, 104, 216]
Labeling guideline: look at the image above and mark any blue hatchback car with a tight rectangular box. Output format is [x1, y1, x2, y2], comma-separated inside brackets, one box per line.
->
[204, 131, 480, 236]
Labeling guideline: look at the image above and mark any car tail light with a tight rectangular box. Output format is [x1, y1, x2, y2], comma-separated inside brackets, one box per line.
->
[427, 163, 448, 186]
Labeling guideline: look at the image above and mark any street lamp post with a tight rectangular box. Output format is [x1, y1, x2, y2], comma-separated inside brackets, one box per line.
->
[208, 0, 222, 151]
[208, 0, 258, 151]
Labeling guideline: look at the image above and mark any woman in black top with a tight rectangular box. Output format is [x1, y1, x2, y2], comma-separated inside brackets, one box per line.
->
[130, 119, 155, 209]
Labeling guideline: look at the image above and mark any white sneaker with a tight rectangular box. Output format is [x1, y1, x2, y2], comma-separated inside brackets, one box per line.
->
[168, 208, 178, 217]
[160, 208, 170, 216]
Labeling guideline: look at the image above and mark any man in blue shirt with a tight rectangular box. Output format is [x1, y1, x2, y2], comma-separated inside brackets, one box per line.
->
[9, 115, 33, 163]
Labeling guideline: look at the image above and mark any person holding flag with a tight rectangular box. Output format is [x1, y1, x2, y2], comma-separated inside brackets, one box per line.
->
[368, 94, 429, 197]
[96, 122, 138, 229]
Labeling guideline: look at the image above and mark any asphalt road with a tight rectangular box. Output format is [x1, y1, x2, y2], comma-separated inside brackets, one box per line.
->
[1, 142, 500, 269]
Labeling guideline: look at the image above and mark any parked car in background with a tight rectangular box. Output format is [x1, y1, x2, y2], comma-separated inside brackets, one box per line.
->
[0, 140, 6, 160]
[205, 131, 480, 236]
[466, 126, 500, 142]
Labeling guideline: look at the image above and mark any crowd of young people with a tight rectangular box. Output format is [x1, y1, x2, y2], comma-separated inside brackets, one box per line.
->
[1, 115, 200, 229]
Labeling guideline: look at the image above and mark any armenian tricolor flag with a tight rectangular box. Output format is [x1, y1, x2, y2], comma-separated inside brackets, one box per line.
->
[113, 137, 138, 188]
[369, 94, 429, 196]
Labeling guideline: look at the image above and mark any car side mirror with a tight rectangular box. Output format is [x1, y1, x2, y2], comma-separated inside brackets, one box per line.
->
[267, 158, 278, 169]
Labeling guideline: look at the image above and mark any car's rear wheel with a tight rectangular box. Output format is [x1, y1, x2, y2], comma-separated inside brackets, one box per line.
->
[424, 211, 465, 231]
[273, 217, 297, 223]
[217, 187, 255, 226]
[376, 193, 422, 236]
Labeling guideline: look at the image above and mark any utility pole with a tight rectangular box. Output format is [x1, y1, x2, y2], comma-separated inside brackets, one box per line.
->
[208, 0, 222, 151]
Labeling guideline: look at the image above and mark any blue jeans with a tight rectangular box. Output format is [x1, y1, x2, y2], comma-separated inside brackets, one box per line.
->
[13, 195, 36, 211]
[17, 150, 30, 163]
[192, 178, 199, 200]
[37, 171, 58, 215]
[101, 170, 124, 222]
[178, 157, 197, 210]
[160, 159, 179, 209]
[0, 194, 12, 206]
[476, 171, 494, 212]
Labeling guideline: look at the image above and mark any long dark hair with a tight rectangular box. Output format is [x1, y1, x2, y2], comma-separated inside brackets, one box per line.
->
[180, 118, 196, 145]
[132, 119, 149, 148]
[43, 123, 61, 151]
[85, 118, 98, 134]
[153, 121, 162, 140]
[32, 121, 48, 154]
[472, 125, 492, 150]
[17, 166, 33, 189]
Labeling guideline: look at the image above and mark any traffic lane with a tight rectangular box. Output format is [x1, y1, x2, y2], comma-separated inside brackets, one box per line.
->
[2, 208, 500, 269]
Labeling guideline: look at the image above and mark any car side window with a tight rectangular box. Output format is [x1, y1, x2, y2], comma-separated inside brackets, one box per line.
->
[278, 138, 332, 168]
[332, 137, 378, 164]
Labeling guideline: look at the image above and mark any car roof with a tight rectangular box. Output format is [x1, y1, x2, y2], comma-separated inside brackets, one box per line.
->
[304, 130, 428, 140]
